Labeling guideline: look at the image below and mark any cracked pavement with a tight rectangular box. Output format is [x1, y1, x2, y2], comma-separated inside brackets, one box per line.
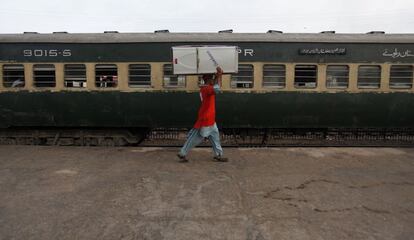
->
[0, 146, 413, 240]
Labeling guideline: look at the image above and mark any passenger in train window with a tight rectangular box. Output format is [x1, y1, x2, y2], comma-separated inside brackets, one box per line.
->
[12, 79, 24, 87]
[177, 67, 228, 163]
[98, 75, 117, 87]
[99, 75, 108, 87]
[112, 75, 118, 87]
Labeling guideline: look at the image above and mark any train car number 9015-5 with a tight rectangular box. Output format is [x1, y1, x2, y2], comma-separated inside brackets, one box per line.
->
[23, 49, 72, 57]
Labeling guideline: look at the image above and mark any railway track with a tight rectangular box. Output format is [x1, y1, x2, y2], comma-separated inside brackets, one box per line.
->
[1, 128, 414, 147]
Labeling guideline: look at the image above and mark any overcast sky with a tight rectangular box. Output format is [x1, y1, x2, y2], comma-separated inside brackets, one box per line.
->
[0, 0, 413, 34]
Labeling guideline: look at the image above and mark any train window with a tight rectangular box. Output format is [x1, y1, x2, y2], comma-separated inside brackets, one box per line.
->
[95, 64, 118, 88]
[390, 65, 413, 89]
[231, 64, 253, 88]
[358, 65, 381, 89]
[263, 64, 285, 88]
[326, 65, 349, 89]
[33, 64, 56, 87]
[2, 64, 25, 88]
[64, 64, 86, 88]
[163, 64, 186, 87]
[294, 65, 317, 88]
[129, 64, 151, 87]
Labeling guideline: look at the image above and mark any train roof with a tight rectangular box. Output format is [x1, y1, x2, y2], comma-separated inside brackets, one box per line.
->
[0, 32, 414, 43]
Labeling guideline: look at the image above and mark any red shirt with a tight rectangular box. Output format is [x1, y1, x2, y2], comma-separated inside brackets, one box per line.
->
[193, 85, 216, 129]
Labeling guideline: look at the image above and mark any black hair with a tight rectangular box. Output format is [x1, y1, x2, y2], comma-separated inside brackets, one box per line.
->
[202, 74, 214, 81]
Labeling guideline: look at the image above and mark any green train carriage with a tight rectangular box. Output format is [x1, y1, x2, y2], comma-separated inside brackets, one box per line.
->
[0, 31, 413, 146]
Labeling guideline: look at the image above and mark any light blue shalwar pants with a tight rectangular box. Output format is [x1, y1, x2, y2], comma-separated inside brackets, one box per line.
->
[179, 123, 224, 157]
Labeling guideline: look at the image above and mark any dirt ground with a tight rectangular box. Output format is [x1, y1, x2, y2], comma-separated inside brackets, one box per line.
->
[0, 146, 413, 240]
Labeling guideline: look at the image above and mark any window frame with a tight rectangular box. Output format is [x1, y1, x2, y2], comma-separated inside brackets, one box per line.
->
[326, 65, 349, 89]
[2, 64, 25, 88]
[294, 64, 318, 89]
[231, 64, 254, 89]
[95, 64, 118, 88]
[64, 64, 87, 88]
[128, 64, 152, 88]
[163, 64, 186, 88]
[357, 65, 381, 89]
[389, 65, 413, 89]
[33, 64, 56, 88]
[262, 64, 286, 88]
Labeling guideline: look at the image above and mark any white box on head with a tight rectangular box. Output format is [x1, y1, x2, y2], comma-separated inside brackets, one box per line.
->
[172, 46, 239, 75]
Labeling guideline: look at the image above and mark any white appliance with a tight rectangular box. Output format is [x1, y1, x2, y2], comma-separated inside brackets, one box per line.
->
[172, 45, 239, 74]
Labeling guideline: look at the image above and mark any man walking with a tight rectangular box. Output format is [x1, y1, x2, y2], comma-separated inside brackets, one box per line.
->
[177, 67, 228, 163]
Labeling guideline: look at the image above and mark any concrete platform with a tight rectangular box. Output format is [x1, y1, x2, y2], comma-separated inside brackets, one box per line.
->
[0, 146, 413, 240]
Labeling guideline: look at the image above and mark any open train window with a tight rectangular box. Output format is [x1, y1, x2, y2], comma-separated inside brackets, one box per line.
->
[358, 65, 381, 89]
[326, 65, 349, 89]
[231, 64, 253, 88]
[163, 64, 186, 88]
[294, 65, 317, 88]
[129, 64, 151, 87]
[3, 64, 25, 88]
[263, 64, 285, 88]
[64, 64, 86, 88]
[33, 64, 56, 88]
[95, 64, 118, 88]
[390, 65, 413, 89]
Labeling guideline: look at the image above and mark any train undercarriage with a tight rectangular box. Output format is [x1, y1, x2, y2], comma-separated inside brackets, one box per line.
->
[1, 127, 414, 147]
